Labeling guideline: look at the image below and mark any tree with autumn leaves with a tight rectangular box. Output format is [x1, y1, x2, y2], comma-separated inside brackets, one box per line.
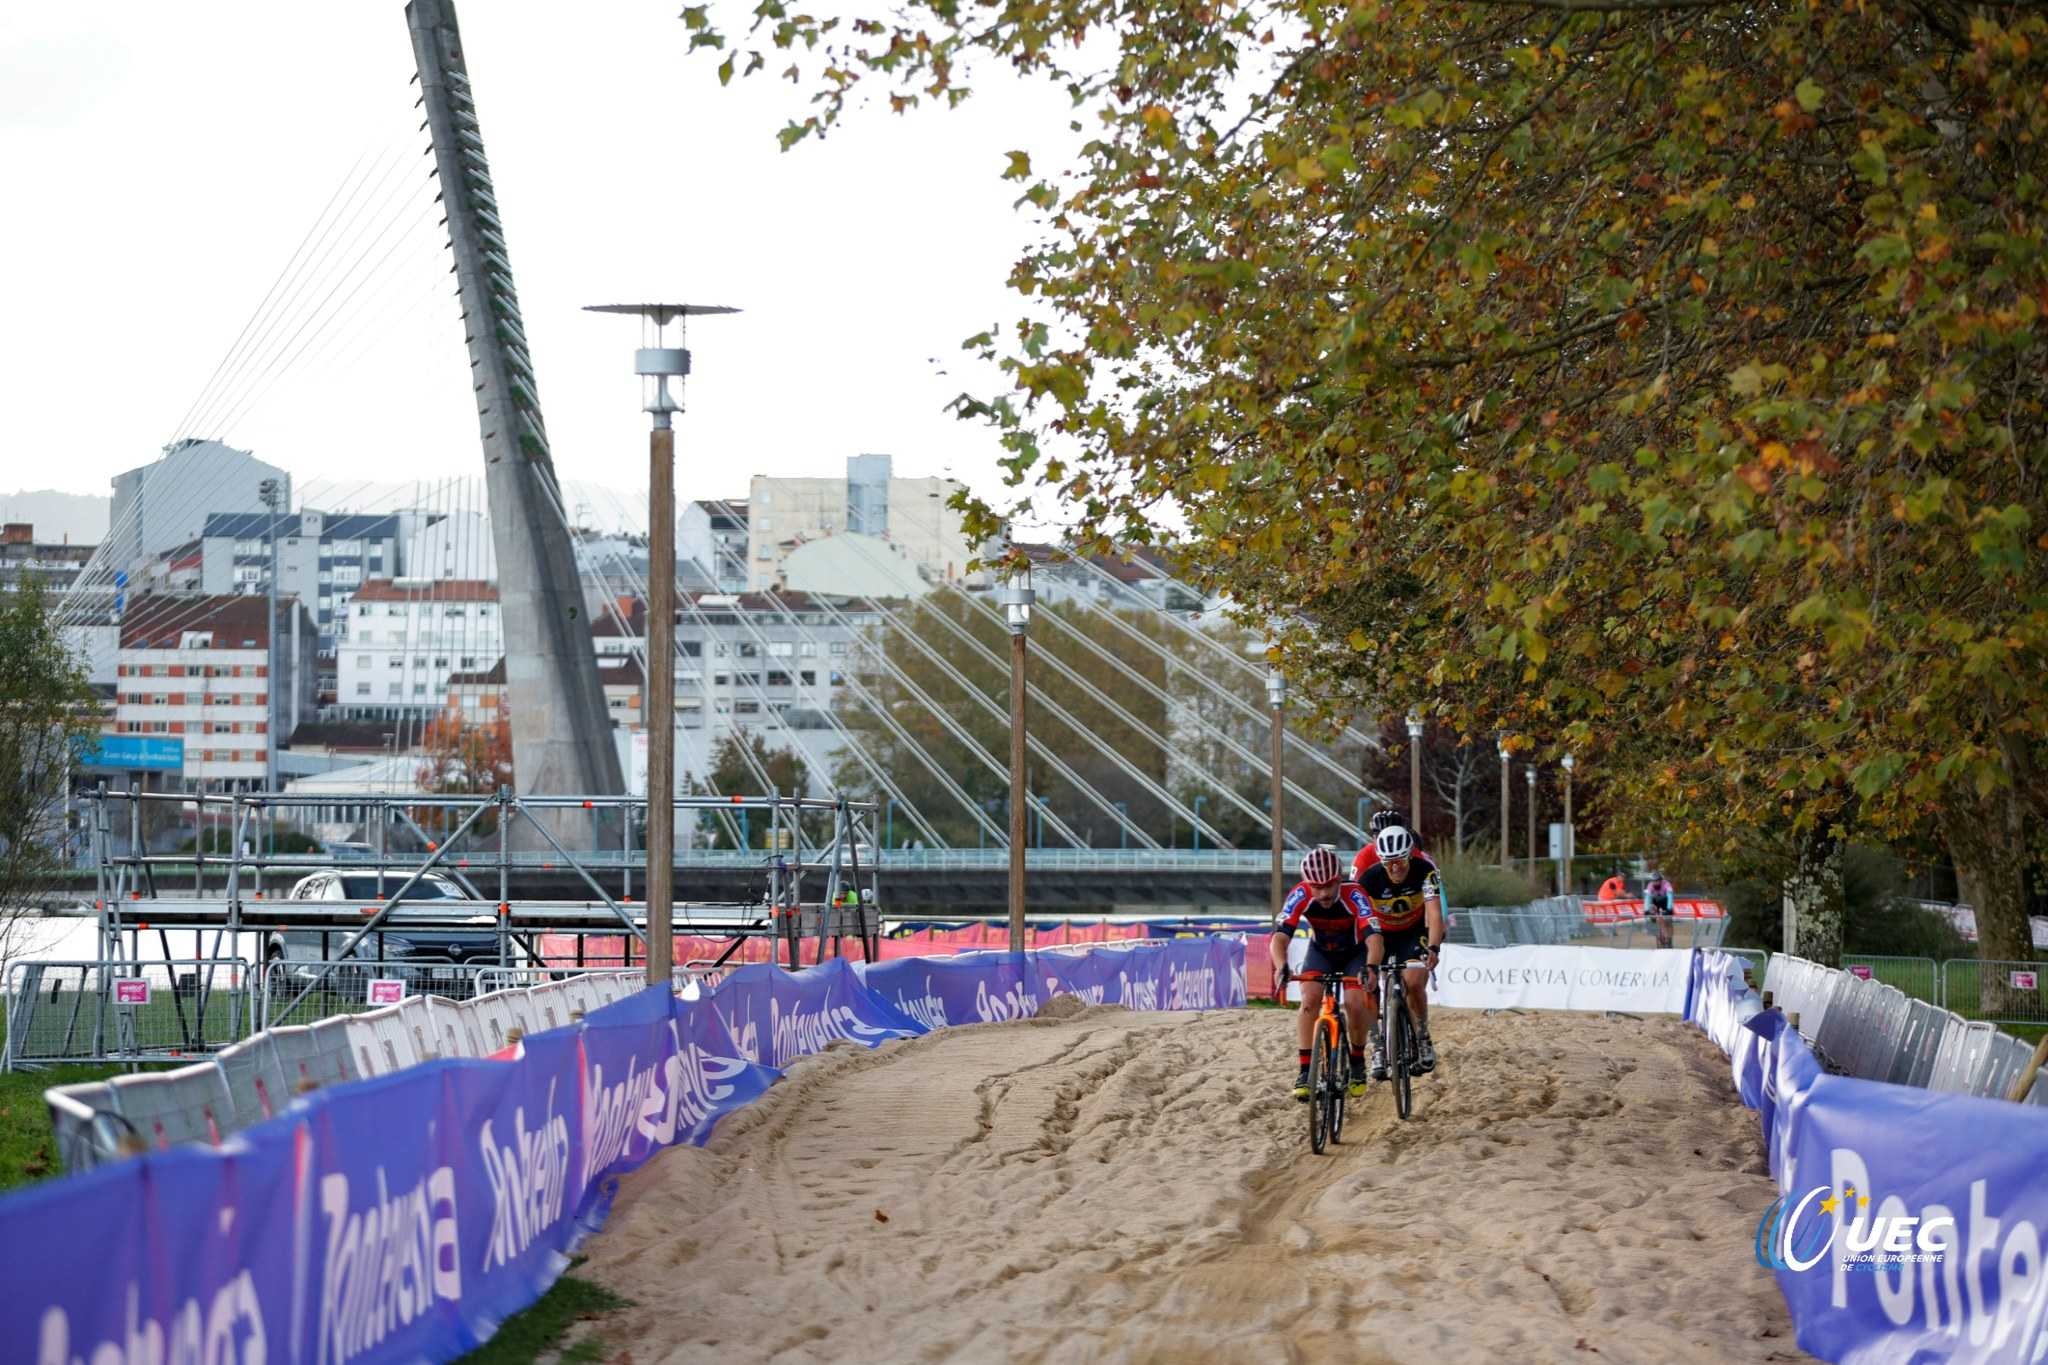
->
[415, 702, 514, 835]
[690, 0, 2046, 973]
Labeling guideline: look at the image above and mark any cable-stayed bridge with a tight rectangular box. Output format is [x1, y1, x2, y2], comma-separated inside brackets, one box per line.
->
[50, 0, 1388, 901]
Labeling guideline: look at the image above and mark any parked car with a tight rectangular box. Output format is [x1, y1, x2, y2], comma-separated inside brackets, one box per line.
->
[265, 870, 523, 991]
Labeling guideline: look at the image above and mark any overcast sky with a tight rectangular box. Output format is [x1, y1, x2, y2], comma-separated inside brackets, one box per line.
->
[1, 3, 1076, 530]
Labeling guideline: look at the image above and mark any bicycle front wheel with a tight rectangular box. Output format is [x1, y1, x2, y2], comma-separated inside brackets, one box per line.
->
[1391, 999, 1414, 1121]
[1309, 1025, 1332, 1154]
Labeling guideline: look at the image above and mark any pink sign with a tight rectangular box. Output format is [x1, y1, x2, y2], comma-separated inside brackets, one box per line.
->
[112, 978, 150, 1006]
[366, 978, 406, 1006]
[1849, 964, 1873, 980]
[2011, 971, 2039, 992]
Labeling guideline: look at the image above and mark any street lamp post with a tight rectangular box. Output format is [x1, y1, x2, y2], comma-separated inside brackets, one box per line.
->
[1406, 709, 1424, 845]
[258, 478, 286, 797]
[1192, 795, 1207, 852]
[1560, 754, 1576, 896]
[1114, 800, 1129, 850]
[585, 301, 739, 989]
[1525, 764, 1539, 874]
[1498, 736, 1511, 869]
[1268, 668, 1286, 912]
[1002, 561, 1034, 952]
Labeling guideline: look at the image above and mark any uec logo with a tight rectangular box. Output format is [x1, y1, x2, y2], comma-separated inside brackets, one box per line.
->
[1755, 1184, 1954, 1271]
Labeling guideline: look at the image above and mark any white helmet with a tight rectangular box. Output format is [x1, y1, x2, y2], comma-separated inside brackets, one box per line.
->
[1374, 825, 1414, 861]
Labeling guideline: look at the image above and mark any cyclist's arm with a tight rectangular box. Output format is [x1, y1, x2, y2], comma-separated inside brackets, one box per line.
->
[1271, 888, 1306, 976]
[1423, 869, 1446, 961]
[1349, 889, 1387, 969]
[1268, 928, 1292, 977]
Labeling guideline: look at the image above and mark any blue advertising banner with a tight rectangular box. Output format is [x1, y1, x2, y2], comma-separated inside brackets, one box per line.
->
[74, 734, 185, 772]
[1687, 950, 2048, 1363]
[2, 937, 1246, 1365]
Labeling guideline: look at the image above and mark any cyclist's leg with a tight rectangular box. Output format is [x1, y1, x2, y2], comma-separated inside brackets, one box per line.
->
[1294, 945, 1331, 1098]
[1296, 977, 1323, 1050]
[1389, 928, 1435, 1069]
[1341, 947, 1370, 1094]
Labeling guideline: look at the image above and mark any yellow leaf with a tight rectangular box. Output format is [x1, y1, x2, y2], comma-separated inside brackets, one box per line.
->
[1761, 440, 1790, 465]
[1737, 193, 1757, 210]
[1347, 629, 1370, 652]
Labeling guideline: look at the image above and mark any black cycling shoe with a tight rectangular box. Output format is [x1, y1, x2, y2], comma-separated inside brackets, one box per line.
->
[1370, 1044, 1389, 1081]
[1417, 1034, 1437, 1073]
[1292, 1064, 1312, 1101]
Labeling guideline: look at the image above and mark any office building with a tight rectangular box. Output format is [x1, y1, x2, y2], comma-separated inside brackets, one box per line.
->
[197, 510, 403, 652]
[107, 440, 288, 575]
[112, 593, 317, 791]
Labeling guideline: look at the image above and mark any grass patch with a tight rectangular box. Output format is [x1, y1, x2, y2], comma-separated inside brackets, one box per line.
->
[456, 1267, 630, 1365]
[0, 1064, 122, 1191]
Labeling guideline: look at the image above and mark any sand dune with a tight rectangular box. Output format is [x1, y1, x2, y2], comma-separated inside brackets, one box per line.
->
[572, 1005, 1808, 1364]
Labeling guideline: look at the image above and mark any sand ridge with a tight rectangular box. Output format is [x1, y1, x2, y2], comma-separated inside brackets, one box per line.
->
[570, 1004, 1810, 1364]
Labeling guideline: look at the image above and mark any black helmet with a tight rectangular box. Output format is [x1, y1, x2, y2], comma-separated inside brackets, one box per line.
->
[1369, 808, 1407, 836]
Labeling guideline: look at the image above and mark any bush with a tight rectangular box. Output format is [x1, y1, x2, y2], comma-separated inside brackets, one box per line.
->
[1713, 844, 1973, 958]
[1433, 853, 1542, 908]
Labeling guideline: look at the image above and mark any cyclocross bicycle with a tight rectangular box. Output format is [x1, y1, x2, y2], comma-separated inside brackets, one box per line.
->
[1298, 968, 1353, 1154]
[1372, 954, 1432, 1121]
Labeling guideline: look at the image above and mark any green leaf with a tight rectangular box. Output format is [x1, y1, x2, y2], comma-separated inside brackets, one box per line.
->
[1794, 78, 1824, 112]
[1003, 150, 1031, 181]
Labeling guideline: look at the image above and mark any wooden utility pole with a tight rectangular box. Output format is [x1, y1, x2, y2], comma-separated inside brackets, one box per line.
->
[646, 421, 675, 987]
[1268, 670, 1286, 910]
[1008, 630, 1028, 950]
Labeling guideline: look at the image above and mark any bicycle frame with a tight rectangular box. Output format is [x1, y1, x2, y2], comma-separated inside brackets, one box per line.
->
[1299, 970, 1356, 1153]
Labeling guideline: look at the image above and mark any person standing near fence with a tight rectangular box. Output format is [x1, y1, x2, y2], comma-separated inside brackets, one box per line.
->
[1597, 872, 1628, 902]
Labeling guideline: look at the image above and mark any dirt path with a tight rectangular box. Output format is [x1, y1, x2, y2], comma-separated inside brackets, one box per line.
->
[572, 1005, 1808, 1364]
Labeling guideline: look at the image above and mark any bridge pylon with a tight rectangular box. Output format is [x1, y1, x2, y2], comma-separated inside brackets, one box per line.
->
[405, 0, 625, 841]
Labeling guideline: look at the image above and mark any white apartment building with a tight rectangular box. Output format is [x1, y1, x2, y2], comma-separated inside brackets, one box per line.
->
[336, 579, 502, 718]
[679, 500, 748, 592]
[113, 594, 317, 791]
[747, 455, 980, 590]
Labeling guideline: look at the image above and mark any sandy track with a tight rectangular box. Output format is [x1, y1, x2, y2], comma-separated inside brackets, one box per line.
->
[573, 1004, 1808, 1364]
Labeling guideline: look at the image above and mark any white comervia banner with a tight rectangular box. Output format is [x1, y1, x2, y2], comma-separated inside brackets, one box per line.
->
[1431, 945, 1693, 1013]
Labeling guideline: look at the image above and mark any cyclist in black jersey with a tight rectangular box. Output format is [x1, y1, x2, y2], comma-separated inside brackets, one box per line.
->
[1270, 846, 1384, 1100]
[1355, 825, 1446, 1075]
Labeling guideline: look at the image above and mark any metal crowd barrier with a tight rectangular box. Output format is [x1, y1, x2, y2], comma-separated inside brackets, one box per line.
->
[1764, 953, 2043, 1106]
[5, 960, 253, 1069]
[1719, 947, 1766, 983]
[256, 959, 513, 1031]
[1842, 955, 1942, 1006]
[1454, 908, 1729, 950]
[42, 967, 694, 1174]
[1939, 958, 2048, 1027]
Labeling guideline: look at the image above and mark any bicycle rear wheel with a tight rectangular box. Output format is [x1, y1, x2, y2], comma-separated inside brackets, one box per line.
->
[1308, 1025, 1332, 1154]
[1391, 999, 1414, 1121]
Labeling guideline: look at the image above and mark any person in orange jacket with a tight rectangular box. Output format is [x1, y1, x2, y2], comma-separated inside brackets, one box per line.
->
[1597, 873, 1629, 902]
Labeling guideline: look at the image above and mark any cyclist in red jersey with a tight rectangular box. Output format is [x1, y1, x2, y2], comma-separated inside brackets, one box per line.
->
[1270, 846, 1384, 1100]
[1353, 807, 1427, 881]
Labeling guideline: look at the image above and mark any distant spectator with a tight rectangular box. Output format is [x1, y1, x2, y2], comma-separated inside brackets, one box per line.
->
[1597, 873, 1629, 902]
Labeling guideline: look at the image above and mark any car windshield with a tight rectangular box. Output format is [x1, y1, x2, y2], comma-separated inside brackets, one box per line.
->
[337, 876, 459, 899]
